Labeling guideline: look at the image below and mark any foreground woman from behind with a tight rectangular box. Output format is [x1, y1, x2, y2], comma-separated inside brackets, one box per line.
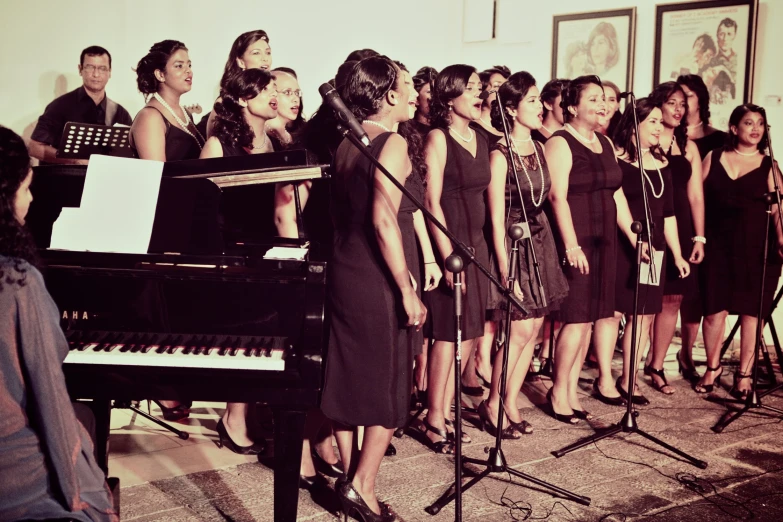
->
[320, 56, 426, 521]
[0, 126, 117, 522]
[698, 104, 782, 398]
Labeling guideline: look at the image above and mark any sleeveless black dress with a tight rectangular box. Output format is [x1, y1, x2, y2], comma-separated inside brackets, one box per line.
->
[132, 106, 202, 161]
[552, 130, 623, 323]
[663, 151, 699, 297]
[701, 150, 781, 316]
[614, 160, 675, 315]
[486, 142, 568, 320]
[399, 170, 426, 355]
[428, 129, 491, 341]
[321, 132, 413, 428]
[693, 130, 727, 160]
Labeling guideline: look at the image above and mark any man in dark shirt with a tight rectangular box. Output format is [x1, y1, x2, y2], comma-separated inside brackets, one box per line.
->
[29, 46, 132, 165]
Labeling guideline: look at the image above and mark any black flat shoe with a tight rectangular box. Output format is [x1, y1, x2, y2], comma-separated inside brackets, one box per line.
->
[592, 380, 626, 406]
[152, 400, 190, 421]
[312, 448, 344, 478]
[615, 377, 650, 406]
[384, 443, 396, 457]
[215, 418, 265, 455]
[545, 389, 578, 425]
[299, 473, 328, 490]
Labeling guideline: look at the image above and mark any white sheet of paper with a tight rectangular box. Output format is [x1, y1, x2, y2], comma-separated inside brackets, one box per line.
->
[263, 246, 309, 261]
[49, 155, 163, 253]
[639, 249, 665, 287]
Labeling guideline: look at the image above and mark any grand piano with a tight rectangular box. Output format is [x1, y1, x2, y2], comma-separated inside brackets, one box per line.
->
[28, 151, 329, 522]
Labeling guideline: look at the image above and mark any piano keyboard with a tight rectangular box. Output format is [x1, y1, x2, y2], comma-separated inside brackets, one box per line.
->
[63, 331, 288, 371]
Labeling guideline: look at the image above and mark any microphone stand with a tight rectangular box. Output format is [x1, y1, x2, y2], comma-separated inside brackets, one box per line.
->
[710, 122, 783, 432]
[551, 93, 707, 470]
[332, 123, 589, 520]
[425, 92, 591, 517]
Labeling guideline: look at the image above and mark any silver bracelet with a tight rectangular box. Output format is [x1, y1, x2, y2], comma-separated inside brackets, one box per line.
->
[691, 236, 706, 244]
[565, 245, 582, 254]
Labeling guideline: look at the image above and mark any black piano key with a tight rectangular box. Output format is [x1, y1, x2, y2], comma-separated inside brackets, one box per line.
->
[119, 334, 137, 353]
[140, 334, 156, 353]
[96, 333, 119, 352]
[182, 336, 197, 355]
[244, 337, 256, 357]
[156, 335, 171, 354]
[218, 337, 233, 356]
[193, 335, 208, 355]
[202, 336, 217, 355]
[230, 337, 244, 357]
[167, 335, 183, 355]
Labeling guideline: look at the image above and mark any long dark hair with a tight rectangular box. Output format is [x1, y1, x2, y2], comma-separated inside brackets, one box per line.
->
[213, 69, 274, 149]
[220, 30, 270, 94]
[429, 64, 477, 129]
[135, 40, 188, 95]
[649, 81, 688, 153]
[677, 74, 711, 126]
[273, 67, 305, 133]
[0, 127, 37, 289]
[394, 61, 426, 183]
[725, 104, 769, 152]
[540, 78, 569, 119]
[612, 97, 664, 163]
[560, 75, 602, 123]
[490, 71, 536, 132]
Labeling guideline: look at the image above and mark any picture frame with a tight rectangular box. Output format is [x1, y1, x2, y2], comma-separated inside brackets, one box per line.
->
[552, 8, 637, 93]
[653, 0, 759, 130]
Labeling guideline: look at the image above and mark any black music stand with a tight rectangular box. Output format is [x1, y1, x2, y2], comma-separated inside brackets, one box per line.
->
[57, 122, 134, 159]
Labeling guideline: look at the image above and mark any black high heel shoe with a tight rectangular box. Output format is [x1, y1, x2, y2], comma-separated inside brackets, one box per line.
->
[337, 480, 393, 522]
[592, 380, 626, 406]
[615, 377, 650, 406]
[731, 371, 752, 400]
[311, 448, 344, 478]
[694, 365, 723, 394]
[677, 350, 700, 384]
[545, 389, 578, 425]
[151, 400, 190, 421]
[647, 367, 675, 395]
[215, 418, 265, 455]
[299, 473, 328, 490]
[477, 400, 520, 439]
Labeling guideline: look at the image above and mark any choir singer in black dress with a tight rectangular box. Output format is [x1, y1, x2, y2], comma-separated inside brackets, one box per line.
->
[320, 56, 426, 522]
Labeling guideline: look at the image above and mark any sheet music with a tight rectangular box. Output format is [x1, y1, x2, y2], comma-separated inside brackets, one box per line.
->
[263, 246, 309, 261]
[50, 155, 163, 254]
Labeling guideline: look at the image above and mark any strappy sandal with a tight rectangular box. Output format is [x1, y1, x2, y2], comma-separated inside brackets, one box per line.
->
[694, 365, 723, 394]
[731, 371, 752, 400]
[648, 366, 675, 395]
[416, 419, 454, 454]
[444, 418, 471, 443]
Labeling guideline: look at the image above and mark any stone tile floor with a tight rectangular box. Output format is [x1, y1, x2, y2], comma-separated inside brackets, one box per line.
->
[112, 338, 783, 521]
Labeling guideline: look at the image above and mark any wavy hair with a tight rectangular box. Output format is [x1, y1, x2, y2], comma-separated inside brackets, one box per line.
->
[212, 69, 274, 150]
[677, 74, 711, 126]
[587, 22, 619, 69]
[429, 64, 477, 129]
[135, 40, 188, 95]
[649, 81, 688, 153]
[490, 71, 536, 132]
[0, 127, 37, 290]
[339, 55, 398, 122]
[560, 75, 602, 123]
[413, 66, 438, 93]
[725, 104, 769, 152]
[612, 97, 665, 164]
[219, 30, 270, 94]
[540, 79, 569, 119]
[393, 61, 426, 183]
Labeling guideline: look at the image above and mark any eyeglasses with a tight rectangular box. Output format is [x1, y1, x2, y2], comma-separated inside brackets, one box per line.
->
[82, 65, 110, 74]
[279, 89, 302, 98]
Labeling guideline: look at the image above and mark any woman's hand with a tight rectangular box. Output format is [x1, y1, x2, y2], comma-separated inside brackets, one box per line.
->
[402, 287, 427, 331]
[689, 242, 705, 264]
[445, 269, 467, 294]
[423, 262, 442, 291]
[409, 271, 418, 292]
[565, 247, 589, 275]
[674, 256, 691, 278]
[637, 242, 651, 263]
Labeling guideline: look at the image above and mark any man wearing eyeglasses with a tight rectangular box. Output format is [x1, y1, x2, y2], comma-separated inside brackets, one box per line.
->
[29, 45, 132, 165]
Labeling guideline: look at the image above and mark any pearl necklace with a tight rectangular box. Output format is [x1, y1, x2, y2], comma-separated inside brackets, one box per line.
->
[687, 122, 703, 129]
[250, 131, 268, 150]
[565, 123, 597, 144]
[734, 148, 760, 157]
[479, 116, 493, 128]
[362, 119, 392, 133]
[639, 148, 664, 199]
[152, 92, 205, 150]
[512, 135, 533, 143]
[508, 138, 545, 207]
[542, 124, 559, 135]
[448, 126, 474, 143]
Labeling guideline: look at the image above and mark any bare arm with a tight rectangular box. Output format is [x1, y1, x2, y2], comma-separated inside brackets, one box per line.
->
[701, 150, 713, 182]
[374, 133, 426, 328]
[488, 149, 510, 280]
[199, 136, 224, 159]
[27, 140, 87, 165]
[424, 130, 452, 260]
[131, 107, 168, 161]
[767, 160, 783, 253]
[685, 140, 706, 263]
[412, 209, 442, 291]
[613, 187, 636, 245]
[273, 181, 312, 238]
[546, 136, 588, 273]
[664, 216, 690, 278]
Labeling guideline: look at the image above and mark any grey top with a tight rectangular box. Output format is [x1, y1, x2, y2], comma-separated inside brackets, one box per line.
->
[0, 256, 117, 521]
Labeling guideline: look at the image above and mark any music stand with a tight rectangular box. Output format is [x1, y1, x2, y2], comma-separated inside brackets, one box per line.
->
[57, 122, 134, 159]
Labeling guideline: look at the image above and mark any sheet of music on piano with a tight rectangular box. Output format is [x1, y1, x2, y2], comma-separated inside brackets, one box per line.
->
[50, 155, 163, 254]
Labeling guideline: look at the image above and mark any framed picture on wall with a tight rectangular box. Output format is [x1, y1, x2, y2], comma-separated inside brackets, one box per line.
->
[654, 0, 759, 130]
[552, 8, 636, 93]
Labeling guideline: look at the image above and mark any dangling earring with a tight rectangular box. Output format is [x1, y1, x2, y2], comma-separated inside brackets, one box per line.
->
[448, 105, 453, 112]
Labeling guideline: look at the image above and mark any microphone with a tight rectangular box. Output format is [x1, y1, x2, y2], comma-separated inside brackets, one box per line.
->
[479, 89, 496, 101]
[318, 83, 371, 147]
[617, 91, 634, 100]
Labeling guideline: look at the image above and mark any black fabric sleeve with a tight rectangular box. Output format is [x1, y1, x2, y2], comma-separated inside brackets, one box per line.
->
[30, 100, 65, 146]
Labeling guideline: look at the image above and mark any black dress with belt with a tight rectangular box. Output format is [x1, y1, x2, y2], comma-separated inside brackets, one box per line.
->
[427, 129, 491, 341]
[321, 132, 414, 428]
[701, 150, 781, 316]
[552, 130, 623, 323]
[614, 159, 675, 315]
